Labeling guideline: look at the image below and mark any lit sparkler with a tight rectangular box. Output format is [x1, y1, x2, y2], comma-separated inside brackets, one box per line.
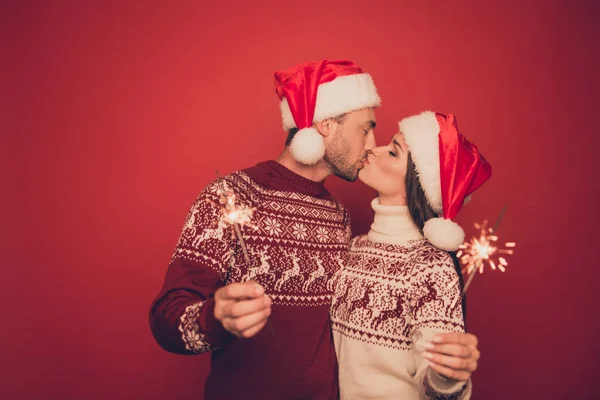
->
[207, 170, 257, 262]
[210, 170, 275, 335]
[448, 205, 516, 309]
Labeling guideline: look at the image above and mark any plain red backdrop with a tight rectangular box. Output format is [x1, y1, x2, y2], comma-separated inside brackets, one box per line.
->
[2, 1, 599, 399]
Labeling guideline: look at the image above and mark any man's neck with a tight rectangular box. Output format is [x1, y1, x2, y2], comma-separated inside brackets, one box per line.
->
[276, 149, 331, 183]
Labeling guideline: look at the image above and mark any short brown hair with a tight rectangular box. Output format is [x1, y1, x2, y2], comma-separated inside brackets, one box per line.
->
[284, 114, 348, 147]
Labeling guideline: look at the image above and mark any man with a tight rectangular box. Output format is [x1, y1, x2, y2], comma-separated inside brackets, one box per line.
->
[149, 60, 480, 399]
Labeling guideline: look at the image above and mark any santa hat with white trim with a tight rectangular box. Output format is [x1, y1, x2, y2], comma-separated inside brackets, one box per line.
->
[400, 111, 492, 251]
[274, 60, 381, 165]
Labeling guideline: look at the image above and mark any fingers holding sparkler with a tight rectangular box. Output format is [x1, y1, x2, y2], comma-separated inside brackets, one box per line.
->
[215, 281, 273, 338]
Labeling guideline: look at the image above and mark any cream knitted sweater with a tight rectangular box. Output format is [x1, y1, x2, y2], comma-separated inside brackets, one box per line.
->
[331, 199, 472, 399]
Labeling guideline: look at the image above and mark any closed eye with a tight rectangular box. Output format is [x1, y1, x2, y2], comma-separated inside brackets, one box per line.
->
[389, 151, 397, 157]
[392, 139, 404, 154]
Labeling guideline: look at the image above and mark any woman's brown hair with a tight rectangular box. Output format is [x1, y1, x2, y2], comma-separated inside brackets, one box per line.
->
[405, 153, 466, 325]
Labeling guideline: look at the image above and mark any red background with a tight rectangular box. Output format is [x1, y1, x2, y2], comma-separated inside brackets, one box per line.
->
[3, 1, 599, 399]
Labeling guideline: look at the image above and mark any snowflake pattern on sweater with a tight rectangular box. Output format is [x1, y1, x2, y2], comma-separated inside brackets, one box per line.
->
[172, 171, 351, 348]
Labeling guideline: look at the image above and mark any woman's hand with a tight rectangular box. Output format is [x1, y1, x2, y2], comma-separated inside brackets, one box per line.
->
[423, 332, 480, 381]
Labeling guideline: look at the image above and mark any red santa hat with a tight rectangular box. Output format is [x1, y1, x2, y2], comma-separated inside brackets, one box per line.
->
[274, 60, 381, 165]
[400, 111, 492, 251]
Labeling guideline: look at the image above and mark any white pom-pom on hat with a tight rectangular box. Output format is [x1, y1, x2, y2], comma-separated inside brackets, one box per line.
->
[289, 127, 325, 165]
[423, 217, 465, 251]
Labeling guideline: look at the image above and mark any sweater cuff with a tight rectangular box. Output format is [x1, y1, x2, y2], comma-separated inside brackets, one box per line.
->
[178, 298, 234, 353]
[199, 297, 236, 348]
[425, 369, 470, 399]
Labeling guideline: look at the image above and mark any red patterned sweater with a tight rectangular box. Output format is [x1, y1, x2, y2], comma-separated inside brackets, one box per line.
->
[150, 161, 351, 400]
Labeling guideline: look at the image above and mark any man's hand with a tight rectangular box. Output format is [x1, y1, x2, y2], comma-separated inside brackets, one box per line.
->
[214, 281, 272, 338]
[423, 332, 480, 381]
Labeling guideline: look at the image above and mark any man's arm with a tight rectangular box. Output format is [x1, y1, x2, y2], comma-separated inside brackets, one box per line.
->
[149, 258, 231, 354]
[148, 180, 271, 354]
[149, 263, 272, 354]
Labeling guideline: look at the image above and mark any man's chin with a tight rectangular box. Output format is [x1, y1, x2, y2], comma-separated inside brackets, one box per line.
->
[335, 168, 359, 182]
[339, 173, 359, 183]
[328, 161, 361, 182]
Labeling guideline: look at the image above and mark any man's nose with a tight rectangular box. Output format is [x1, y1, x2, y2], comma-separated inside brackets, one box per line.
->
[365, 132, 377, 151]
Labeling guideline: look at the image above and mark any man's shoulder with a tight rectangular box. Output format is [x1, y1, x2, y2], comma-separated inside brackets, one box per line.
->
[209, 170, 260, 194]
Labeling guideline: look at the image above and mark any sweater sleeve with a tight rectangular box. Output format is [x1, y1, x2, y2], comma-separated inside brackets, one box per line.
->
[149, 179, 237, 354]
[407, 250, 472, 400]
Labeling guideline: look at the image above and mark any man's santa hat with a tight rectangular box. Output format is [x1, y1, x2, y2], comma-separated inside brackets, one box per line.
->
[401, 111, 492, 251]
[274, 60, 381, 165]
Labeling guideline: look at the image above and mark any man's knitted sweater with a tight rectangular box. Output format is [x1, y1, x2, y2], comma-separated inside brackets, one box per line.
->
[150, 161, 351, 399]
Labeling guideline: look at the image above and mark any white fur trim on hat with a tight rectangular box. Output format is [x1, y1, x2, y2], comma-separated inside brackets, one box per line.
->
[400, 111, 443, 213]
[280, 73, 381, 130]
[280, 99, 296, 131]
[290, 127, 325, 165]
[423, 217, 465, 251]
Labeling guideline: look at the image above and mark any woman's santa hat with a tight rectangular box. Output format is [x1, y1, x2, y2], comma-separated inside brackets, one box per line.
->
[401, 111, 492, 251]
[274, 60, 381, 165]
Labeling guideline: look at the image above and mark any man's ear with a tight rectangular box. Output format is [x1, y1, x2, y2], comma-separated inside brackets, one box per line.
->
[314, 119, 336, 137]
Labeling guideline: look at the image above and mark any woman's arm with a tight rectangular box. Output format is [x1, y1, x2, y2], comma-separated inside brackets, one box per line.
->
[407, 251, 475, 399]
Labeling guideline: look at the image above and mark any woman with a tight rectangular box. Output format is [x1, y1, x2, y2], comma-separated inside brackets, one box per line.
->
[330, 111, 492, 399]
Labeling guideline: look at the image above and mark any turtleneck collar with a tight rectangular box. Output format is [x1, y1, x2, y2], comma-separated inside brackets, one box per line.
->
[261, 160, 327, 197]
[367, 198, 424, 245]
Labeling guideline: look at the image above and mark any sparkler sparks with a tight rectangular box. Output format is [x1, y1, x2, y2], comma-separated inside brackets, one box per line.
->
[457, 220, 516, 276]
[448, 205, 516, 309]
[207, 171, 257, 262]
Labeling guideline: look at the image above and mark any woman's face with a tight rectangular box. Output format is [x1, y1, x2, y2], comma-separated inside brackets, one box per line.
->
[358, 132, 409, 197]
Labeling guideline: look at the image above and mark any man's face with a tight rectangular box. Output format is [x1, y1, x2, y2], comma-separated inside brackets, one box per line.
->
[323, 108, 377, 182]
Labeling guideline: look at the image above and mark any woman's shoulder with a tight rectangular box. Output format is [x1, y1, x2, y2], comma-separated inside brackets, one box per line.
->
[349, 234, 368, 249]
[409, 241, 458, 280]
[414, 240, 454, 262]
[350, 235, 427, 251]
